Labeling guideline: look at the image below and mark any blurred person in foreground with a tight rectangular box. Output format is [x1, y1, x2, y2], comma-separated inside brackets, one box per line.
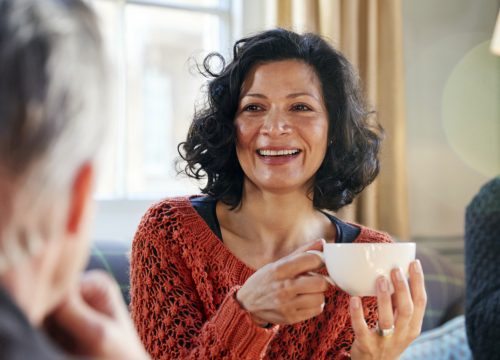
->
[0, 0, 149, 358]
[131, 28, 427, 359]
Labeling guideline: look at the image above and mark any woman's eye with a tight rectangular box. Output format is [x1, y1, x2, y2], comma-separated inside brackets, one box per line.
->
[292, 104, 312, 111]
[242, 104, 262, 112]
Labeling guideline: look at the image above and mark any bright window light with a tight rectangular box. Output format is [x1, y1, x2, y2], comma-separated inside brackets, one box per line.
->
[88, 0, 231, 199]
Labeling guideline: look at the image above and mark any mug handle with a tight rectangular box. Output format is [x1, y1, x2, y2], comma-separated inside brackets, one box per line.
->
[305, 250, 336, 286]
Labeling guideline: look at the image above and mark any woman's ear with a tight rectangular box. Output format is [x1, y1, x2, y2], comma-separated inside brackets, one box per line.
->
[66, 163, 94, 235]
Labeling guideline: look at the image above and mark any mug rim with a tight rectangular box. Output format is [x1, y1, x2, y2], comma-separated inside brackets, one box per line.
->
[324, 242, 416, 247]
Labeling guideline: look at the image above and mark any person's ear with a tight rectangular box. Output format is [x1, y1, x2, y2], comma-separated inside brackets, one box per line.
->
[66, 162, 94, 235]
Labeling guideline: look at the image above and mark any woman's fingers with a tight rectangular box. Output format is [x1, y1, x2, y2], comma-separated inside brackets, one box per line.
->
[349, 297, 370, 339]
[293, 292, 325, 310]
[295, 306, 325, 323]
[391, 267, 414, 331]
[288, 273, 330, 294]
[350, 263, 427, 359]
[251, 292, 326, 325]
[273, 252, 325, 280]
[266, 277, 327, 312]
[237, 240, 331, 326]
[407, 260, 427, 338]
[375, 276, 395, 331]
[279, 293, 325, 324]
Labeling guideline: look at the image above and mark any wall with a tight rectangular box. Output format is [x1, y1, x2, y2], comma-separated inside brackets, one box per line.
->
[403, 0, 500, 240]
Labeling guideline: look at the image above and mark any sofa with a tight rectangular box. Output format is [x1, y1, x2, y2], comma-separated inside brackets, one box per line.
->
[86, 239, 470, 358]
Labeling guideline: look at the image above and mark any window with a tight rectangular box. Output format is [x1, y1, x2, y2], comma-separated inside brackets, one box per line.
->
[88, 0, 234, 199]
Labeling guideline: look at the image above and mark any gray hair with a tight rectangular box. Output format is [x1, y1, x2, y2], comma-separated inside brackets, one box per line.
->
[0, 0, 107, 271]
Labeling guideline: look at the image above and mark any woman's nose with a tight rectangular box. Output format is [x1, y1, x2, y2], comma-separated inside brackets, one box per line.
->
[260, 109, 291, 136]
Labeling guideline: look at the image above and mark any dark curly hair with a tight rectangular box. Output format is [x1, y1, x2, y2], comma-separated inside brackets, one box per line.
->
[178, 28, 383, 211]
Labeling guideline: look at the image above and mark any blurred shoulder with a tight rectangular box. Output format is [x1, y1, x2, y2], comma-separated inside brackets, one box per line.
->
[467, 177, 500, 214]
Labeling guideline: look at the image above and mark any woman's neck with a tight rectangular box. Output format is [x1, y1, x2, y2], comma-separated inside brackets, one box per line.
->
[217, 184, 336, 262]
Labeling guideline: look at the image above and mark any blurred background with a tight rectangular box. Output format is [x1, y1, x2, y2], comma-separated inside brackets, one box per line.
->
[88, 0, 500, 275]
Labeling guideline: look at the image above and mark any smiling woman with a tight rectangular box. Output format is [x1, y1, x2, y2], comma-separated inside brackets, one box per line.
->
[178, 29, 383, 211]
[130, 28, 427, 360]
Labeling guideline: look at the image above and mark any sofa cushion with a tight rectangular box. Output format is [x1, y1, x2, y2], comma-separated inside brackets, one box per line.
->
[416, 245, 465, 331]
[400, 315, 471, 360]
[86, 240, 131, 305]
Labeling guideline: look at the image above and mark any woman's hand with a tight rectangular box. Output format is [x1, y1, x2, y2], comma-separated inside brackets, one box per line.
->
[349, 260, 427, 360]
[45, 270, 150, 360]
[236, 239, 330, 326]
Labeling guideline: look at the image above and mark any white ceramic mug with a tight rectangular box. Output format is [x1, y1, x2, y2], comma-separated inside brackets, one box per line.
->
[307, 242, 416, 296]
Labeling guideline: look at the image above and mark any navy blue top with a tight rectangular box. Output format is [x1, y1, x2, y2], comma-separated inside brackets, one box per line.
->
[190, 196, 360, 243]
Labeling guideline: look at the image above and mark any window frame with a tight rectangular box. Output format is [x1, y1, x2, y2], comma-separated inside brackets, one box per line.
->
[91, 0, 270, 242]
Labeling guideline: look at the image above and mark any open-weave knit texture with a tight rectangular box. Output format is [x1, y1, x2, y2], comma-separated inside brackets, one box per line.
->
[465, 177, 500, 360]
[130, 197, 392, 359]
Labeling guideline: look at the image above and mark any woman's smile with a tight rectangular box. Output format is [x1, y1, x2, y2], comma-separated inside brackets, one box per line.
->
[256, 147, 302, 165]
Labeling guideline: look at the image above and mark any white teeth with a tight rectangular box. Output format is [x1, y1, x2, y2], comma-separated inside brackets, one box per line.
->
[258, 149, 300, 156]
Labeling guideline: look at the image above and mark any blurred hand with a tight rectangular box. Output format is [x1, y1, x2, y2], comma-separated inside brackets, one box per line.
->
[236, 239, 330, 326]
[46, 270, 150, 360]
[349, 260, 427, 360]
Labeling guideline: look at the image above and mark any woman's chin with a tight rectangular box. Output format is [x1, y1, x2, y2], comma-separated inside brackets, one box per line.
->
[248, 179, 310, 195]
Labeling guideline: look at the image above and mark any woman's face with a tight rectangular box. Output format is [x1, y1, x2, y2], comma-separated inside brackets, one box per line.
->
[235, 60, 329, 195]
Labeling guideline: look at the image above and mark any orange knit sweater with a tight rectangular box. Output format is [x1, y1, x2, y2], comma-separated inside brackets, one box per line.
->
[130, 197, 392, 360]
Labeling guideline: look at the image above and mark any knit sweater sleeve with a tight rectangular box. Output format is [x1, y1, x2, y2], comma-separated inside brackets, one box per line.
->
[465, 177, 500, 359]
[130, 201, 277, 360]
